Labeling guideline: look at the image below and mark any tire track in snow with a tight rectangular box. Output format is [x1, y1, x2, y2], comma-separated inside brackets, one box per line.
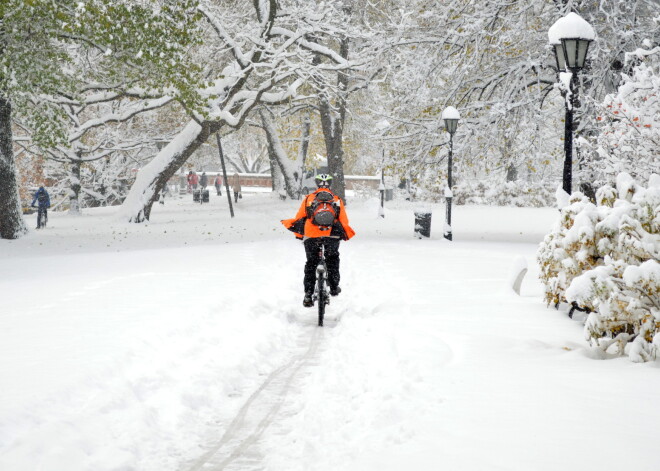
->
[186, 325, 323, 471]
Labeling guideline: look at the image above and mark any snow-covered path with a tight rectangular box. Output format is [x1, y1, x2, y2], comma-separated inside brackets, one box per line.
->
[1, 194, 659, 471]
[186, 326, 324, 471]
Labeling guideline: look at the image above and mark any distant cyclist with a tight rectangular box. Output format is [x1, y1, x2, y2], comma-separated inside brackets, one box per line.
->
[281, 174, 355, 307]
[31, 186, 51, 229]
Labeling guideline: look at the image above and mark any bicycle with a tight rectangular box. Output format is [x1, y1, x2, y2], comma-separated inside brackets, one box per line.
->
[313, 244, 331, 327]
[34, 205, 48, 229]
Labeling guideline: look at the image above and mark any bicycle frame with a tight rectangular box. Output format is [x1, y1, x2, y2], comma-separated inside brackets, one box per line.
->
[314, 244, 330, 326]
[37, 206, 48, 228]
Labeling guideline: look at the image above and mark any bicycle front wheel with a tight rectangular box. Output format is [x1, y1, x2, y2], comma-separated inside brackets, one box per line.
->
[317, 275, 326, 327]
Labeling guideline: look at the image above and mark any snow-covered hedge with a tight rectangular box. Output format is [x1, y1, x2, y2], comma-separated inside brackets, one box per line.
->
[537, 173, 660, 362]
[453, 180, 556, 207]
[401, 179, 556, 207]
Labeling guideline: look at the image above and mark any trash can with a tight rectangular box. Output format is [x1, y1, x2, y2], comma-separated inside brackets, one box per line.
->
[193, 189, 200, 202]
[414, 211, 432, 238]
[202, 189, 210, 203]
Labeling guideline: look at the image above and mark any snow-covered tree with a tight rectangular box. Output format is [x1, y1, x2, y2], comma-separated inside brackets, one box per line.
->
[0, 0, 203, 238]
[357, 0, 563, 200]
[590, 44, 659, 186]
[220, 125, 270, 175]
[119, 0, 371, 221]
[358, 0, 659, 203]
[16, 95, 179, 213]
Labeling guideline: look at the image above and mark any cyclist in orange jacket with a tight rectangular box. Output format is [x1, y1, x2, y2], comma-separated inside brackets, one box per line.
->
[282, 174, 355, 307]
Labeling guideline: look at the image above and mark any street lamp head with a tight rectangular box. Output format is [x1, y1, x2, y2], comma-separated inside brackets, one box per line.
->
[561, 37, 592, 70]
[548, 12, 595, 72]
[444, 118, 459, 135]
[441, 106, 460, 135]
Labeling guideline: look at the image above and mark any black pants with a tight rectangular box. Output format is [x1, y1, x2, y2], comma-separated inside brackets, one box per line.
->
[234, 191, 240, 203]
[303, 237, 340, 294]
[37, 206, 48, 228]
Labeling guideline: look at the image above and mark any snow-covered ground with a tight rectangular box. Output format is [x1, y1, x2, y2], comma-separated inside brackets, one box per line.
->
[1, 192, 659, 471]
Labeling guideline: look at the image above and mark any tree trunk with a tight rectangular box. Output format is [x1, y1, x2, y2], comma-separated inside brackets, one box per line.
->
[118, 120, 214, 222]
[267, 146, 282, 192]
[0, 96, 28, 239]
[319, 96, 346, 202]
[69, 157, 82, 214]
[318, 37, 349, 202]
[260, 109, 300, 199]
[297, 111, 311, 198]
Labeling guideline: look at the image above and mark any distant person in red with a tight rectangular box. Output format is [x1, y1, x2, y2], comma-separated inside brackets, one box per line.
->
[214, 176, 222, 196]
[187, 171, 199, 191]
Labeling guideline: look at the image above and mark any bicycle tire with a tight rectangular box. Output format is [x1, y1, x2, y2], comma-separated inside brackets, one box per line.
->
[38, 207, 47, 228]
[317, 273, 326, 327]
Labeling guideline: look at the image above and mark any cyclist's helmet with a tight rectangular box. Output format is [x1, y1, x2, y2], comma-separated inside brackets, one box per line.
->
[315, 173, 333, 188]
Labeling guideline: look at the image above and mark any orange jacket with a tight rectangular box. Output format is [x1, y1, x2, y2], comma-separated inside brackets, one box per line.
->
[281, 189, 355, 240]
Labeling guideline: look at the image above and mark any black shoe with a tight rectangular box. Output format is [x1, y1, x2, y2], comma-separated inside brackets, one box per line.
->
[303, 294, 313, 307]
[330, 286, 341, 297]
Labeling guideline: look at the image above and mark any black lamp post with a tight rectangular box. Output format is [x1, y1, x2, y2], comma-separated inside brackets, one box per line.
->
[549, 13, 594, 195]
[375, 119, 390, 218]
[379, 153, 385, 218]
[441, 106, 460, 241]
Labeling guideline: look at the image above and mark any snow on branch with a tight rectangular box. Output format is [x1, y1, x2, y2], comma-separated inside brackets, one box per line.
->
[270, 27, 350, 66]
[198, 5, 249, 68]
[70, 97, 173, 142]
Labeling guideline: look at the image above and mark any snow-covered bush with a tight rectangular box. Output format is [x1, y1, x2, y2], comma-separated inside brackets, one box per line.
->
[452, 180, 556, 207]
[568, 259, 660, 362]
[537, 192, 602, 306]
[538, 173, 660, 361]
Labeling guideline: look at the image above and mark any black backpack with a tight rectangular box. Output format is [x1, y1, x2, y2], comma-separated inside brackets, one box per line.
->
[307, 191, 339, 228]
[38, 191, 48, 204]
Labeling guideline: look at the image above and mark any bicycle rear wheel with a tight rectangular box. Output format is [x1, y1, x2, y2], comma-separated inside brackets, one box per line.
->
[317, 274, 326, 327]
